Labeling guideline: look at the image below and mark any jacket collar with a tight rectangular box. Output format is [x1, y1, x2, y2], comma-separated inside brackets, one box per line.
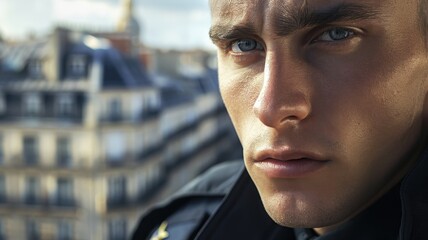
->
[399, 146, 428, 240]
[195, 167, 294, 239]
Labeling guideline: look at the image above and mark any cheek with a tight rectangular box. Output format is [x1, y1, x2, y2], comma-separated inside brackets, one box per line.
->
[317, 39, 426, 140]
[327, 64, 426, 192]
[218, 62, 263, 135]
[306, 46, 428, 194]
[325, 73, 422, 157]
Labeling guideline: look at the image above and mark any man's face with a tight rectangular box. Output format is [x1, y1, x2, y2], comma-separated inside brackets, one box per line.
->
[210, 0, 428, 231]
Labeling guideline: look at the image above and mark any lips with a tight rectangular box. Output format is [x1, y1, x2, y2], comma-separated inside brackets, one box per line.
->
[253, 148, 329, 178]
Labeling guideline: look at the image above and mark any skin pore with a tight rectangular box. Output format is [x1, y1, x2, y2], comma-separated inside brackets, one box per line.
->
[210, 0, 428, 236]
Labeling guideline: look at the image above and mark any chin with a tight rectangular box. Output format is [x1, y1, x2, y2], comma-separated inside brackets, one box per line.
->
[260, 192, 349, 229]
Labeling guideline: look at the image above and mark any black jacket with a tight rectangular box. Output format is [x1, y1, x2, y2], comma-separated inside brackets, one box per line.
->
[132, 149, 428, 240]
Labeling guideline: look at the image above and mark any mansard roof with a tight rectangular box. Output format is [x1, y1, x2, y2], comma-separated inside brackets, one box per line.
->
[0, 29, 153, 90]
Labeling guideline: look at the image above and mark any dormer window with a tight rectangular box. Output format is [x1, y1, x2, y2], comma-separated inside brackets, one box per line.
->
[67, 54, 87, 79]
[28, 59, 43, 79]
[109, 99, 122, 121]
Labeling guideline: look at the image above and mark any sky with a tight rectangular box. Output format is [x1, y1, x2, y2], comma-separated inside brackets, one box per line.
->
[0, 0, 214, 50]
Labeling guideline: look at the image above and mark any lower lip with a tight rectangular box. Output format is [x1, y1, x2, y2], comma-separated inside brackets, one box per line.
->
[254, 158, 328, 178]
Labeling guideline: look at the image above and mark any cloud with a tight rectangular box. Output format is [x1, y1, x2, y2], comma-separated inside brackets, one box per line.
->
[138, 0, 208, 11]
[138, 6, 213, 49]
[53, 0, 120, 29]
[59, 0, 209, 11]
[0, 0, 54, 39]
[0, 0, 214, 49]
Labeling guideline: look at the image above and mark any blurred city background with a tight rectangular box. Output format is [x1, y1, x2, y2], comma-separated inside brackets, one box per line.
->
[0, 0, 242, 239]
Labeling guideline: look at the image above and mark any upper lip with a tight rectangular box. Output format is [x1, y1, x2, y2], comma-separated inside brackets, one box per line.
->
[254, 147, 327, 162]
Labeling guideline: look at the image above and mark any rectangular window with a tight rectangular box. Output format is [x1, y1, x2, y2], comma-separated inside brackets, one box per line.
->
[0, 218, 5, 240]
[23, 93, 41, 116]
[28, 59, 43, 79]
[23, 136, 38, 165]
[107, 176, 126, 206]
[57, 94, 74, 117]
[57, 137, 72, 167]
[57, 178, 74, 206]
[105, 132, 125, 164]
[67, 54, 87, 79]
[0, 92, 5, 114]
[58, 221, 73, 240]
[0, 176, 5, 202]
[0, 135, 3, 164]
[25, 177, 39, 204]
[26, 220, 40, 240]
[109, 99, 122, 121]
[108, 219, 127, 240]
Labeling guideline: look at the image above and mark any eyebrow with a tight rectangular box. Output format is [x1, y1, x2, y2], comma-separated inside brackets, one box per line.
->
[209, 3, 381, 42]
[275, 3, 381, 35]
[209, 24, 258, 43]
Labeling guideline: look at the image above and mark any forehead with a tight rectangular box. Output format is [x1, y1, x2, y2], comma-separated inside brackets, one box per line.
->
[209, 0, 414, 27]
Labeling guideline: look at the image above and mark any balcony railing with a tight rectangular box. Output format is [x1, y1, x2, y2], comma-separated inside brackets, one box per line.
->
[56, 155, 72, 168]
[138, 144, 164, 161]
[55, 197, 76, 207]
[0, 196, 78, 210]
[24, 195, 40, 205]
[99, 109, 161, 124]
[24, 153, 39, 165]
[107, 196, 128, 209]
[0, 108, 84, 123]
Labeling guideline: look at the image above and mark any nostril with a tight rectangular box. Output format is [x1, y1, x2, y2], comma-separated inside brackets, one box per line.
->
[253, 95, 311, 128]
[281, 115, 299, 122]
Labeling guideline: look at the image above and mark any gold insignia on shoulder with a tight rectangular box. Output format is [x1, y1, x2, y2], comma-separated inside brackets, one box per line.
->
[150, 221, 169, 240]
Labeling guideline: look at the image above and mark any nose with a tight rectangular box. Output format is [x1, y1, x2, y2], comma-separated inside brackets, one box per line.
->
[253, 52, 311, 128]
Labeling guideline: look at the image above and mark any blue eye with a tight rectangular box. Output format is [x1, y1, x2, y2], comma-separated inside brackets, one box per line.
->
[316, 28, 355, 42]
[231, 39, 264, 52]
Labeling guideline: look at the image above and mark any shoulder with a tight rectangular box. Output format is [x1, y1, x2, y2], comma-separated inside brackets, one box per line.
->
[131, 160, 244, 240]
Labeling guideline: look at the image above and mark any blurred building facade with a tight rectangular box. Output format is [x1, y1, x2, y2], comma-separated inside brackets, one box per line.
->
[0, 1, 241, 239]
